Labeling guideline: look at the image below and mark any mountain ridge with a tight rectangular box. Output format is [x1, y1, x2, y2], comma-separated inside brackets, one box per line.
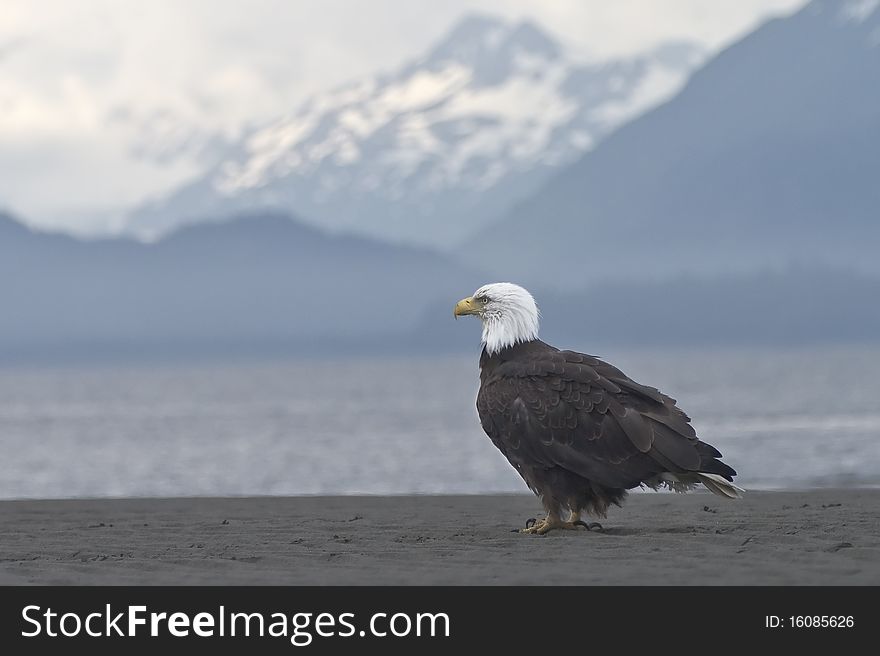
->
[3, 207, 880, 363]
[0, 209, 486, 360]
[124, 14, 704, 247]
[469, 0, 880, 289]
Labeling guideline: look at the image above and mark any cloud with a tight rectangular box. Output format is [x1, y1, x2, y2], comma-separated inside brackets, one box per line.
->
[0, 36, 29, 63]
[0, 0, 807, 231]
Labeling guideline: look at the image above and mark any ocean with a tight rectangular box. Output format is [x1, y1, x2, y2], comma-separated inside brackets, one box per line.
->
[1, 346, 878, 499]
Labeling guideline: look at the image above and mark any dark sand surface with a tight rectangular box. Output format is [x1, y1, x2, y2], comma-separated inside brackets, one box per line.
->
[1, 490, 878, 585]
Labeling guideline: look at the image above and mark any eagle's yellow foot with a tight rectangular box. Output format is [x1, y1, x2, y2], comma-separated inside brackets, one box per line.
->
[521, 516, 548, 534]
[521, 516, 603, 534]
[520, 516, 583, 535]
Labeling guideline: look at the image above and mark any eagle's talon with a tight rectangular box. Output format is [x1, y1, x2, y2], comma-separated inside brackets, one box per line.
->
[520, 517, 548, 534]
[521, 518, 603, 535]
[521, 523, 541, 534]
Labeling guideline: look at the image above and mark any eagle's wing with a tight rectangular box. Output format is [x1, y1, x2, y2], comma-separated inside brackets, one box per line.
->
[477, 349, 729, 489]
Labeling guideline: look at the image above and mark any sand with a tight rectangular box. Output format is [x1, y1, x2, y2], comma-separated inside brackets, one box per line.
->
[1, 490, 877, 585]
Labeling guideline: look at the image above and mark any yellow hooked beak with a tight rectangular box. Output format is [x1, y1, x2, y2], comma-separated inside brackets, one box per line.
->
[454, 296, 479, 319]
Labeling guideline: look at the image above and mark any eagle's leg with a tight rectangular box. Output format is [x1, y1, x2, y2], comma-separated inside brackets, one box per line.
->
[523, 496, 564, 533]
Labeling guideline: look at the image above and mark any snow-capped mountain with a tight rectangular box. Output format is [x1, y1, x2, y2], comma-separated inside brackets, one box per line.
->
[126, 15, 704, 247]
[470, 0, 880, 288]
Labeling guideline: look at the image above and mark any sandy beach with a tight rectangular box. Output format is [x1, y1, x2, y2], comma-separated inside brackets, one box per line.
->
[1, 490, 877, 585]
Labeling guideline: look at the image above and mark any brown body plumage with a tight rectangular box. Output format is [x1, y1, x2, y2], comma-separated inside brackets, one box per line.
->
[455, 283, 740, 533]
[477, 339, 738, 522]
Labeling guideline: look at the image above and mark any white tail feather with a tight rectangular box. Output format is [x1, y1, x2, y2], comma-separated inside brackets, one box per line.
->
[697, 473, 745, 499]
[644, 472, 745, 499]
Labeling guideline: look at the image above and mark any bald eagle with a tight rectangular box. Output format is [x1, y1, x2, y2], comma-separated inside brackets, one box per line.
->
[455, 282, 741, 534]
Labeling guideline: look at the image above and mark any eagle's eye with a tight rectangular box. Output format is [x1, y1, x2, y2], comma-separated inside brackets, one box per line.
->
[480, 296, 489, 304]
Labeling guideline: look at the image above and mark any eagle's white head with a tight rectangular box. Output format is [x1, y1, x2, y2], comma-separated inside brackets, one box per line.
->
[454, 282, 540, 355]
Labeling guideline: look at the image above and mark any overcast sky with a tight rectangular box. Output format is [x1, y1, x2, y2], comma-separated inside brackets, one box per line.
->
[0, 0, 806, 232]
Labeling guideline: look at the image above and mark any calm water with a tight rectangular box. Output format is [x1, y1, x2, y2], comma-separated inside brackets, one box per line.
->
[1, 346, 879, 499]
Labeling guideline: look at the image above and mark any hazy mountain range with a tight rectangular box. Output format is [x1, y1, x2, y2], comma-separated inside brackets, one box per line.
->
[2, 0, 879, 361]
[125, 15, 704, 247]
[0, 211, 483, 362]
[471, 0, 880, 288]
[2, 208, 878, 362]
